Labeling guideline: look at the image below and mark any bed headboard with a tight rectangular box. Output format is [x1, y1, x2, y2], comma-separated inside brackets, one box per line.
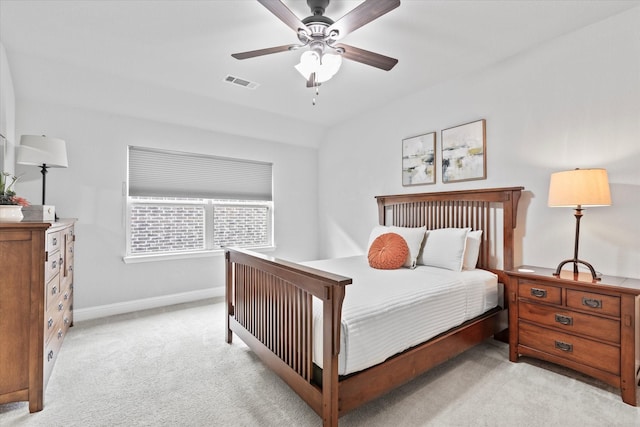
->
[375, 187, 523, 271]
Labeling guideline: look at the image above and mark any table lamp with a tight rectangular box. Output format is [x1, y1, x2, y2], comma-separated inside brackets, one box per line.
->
[548, 168, 611, 280]
[16, 135, 68, 205]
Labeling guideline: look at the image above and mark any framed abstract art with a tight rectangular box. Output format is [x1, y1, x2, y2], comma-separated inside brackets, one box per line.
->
[441, 119, 486, 183]
[402, 132, 436, 186]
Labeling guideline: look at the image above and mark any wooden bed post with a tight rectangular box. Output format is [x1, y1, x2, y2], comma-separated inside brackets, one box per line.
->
[225, 251, 233, 344]
[501, 188, 521, 272]
[322, 285, 345, 427]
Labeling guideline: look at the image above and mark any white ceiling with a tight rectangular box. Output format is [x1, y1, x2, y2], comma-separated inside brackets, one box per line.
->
[1, 0, 638, 139]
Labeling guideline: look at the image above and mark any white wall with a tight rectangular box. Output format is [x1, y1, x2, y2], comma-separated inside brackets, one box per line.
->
[15, 102, 319, 313]
[0, 42, 16, 172]
[318, 8, 640, 279]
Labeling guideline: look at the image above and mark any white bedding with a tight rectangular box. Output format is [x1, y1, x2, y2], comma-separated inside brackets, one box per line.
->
[302, 256, 499, 376]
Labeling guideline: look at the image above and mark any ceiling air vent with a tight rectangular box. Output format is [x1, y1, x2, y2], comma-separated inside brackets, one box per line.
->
[224, 75, 259, 89]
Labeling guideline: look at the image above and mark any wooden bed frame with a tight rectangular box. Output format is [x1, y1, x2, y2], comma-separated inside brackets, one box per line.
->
[225, 186, 523, 426]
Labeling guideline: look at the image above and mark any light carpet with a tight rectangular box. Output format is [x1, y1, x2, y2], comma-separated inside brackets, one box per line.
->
[1, 299, 638, 426]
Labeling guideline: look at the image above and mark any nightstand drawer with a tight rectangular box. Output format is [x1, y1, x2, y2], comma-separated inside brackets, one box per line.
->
[519, 281, 561, 305]
[518, 302, 620, 344]
[519, 322, 620, 375]
[566, 290, 620, 317]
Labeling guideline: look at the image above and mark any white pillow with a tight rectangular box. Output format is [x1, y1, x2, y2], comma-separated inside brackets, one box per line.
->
[368, 225, 426, 269]
[462, 230, 483, 270]
[418, 227, 470, 271]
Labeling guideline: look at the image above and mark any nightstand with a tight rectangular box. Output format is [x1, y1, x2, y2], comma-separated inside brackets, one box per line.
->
[506, 266, 640, 406]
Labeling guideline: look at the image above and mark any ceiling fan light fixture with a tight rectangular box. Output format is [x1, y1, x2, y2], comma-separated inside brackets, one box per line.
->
[295, 51, 342, 83]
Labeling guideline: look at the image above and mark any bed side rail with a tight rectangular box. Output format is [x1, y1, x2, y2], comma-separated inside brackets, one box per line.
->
[225, 248, 351, 423]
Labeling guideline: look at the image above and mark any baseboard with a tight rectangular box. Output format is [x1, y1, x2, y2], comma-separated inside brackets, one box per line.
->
[74, 287, 225, 322]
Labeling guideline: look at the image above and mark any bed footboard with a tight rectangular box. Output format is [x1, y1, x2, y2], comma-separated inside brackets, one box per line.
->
[225, 248, 352, 426]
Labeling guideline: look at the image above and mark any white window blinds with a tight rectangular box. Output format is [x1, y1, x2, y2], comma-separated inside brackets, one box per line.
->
[128, 146, 272, 201]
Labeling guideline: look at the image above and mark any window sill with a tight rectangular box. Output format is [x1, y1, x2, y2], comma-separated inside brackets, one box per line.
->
[122, 246, 276, 264]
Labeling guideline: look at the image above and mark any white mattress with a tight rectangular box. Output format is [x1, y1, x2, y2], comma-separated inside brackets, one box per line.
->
[302, 256, 499, 376]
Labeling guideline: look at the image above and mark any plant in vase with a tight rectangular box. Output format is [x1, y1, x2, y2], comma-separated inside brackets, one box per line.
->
[1, 172, 30, 221]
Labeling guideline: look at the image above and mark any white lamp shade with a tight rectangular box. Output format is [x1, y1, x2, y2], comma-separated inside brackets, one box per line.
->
[295, 51, 342, 83]
[548, 168, 611, 207]
[17, 135, 68, 168]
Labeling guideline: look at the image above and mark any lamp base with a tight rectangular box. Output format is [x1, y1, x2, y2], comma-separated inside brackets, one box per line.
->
[553, 258, 601, 281]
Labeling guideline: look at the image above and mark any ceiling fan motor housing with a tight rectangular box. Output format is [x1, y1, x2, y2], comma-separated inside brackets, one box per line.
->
[308, 0, 330, 16]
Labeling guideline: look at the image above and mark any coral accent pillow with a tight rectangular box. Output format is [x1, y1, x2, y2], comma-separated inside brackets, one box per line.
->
[368, 233, 409, 270]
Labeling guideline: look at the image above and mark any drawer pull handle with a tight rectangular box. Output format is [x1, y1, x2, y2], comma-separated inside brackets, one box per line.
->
[57, 329, 63, 339]
[64, 317, 70, 325]
[555, 341, 573, 352]
[64, 292, 69, 301]
[47, 350, 54, 362]
[530, 288, 547, 298]
[52, 285, 57, 295]
[58, 302, 64, 311]
[48, 318, 54, 328]
[582, 297, 602, 309]
[555, 314, 573, 326]
[52, 260, 57, 269]
[52, 237, 57, 246]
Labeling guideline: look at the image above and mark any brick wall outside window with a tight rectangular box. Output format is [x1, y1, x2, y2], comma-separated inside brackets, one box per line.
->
[128, 198, 271, 256]
[213, 205, 269, 247]
[130, 204, 205, 254]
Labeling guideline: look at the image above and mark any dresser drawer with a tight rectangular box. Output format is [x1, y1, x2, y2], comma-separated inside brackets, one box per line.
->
[519, 321, 620, 375]
[44, 307, 61, 343]
[47, 230, 62, 252]
[45, 274, 61, 311]
[519, 281, 561, 305]
[43, 327, 65, 387]
[519, 301, 620, 344]
[45, 250, 61, 284]
[566, 289, 620, 318]
[45, 297, 66, 343]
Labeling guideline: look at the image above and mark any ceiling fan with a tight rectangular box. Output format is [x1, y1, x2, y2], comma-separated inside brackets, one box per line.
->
[231, 0, 400, 88]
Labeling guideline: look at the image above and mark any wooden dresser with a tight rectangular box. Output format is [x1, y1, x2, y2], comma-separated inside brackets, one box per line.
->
[507, 266, 640, 406]
[0, 219, 76, 412]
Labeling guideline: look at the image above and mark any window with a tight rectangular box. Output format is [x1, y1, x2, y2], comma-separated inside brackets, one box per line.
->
[125, 146, 273, 261]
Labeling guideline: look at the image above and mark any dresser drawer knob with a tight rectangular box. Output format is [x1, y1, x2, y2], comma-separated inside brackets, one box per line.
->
[47, 350, 54, 362]
[48, 317, 54, 329]
[555, 314, 573, 326]
[582, 297, 602, 309]
[52, 260, 57, 269]
[530, 288, 547, 298]
[58, 302, 64, 311]
[51, 285, 58, 295]
[57, 329, 63, 339]
[554, 340, 573, 352]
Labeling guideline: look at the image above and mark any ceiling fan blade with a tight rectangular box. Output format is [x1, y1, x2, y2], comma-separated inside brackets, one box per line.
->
[231, 44, 297, 60]
[257, 0, 308, 33]
[335, 43, 398, 71]
[327, 0, 400, 40]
